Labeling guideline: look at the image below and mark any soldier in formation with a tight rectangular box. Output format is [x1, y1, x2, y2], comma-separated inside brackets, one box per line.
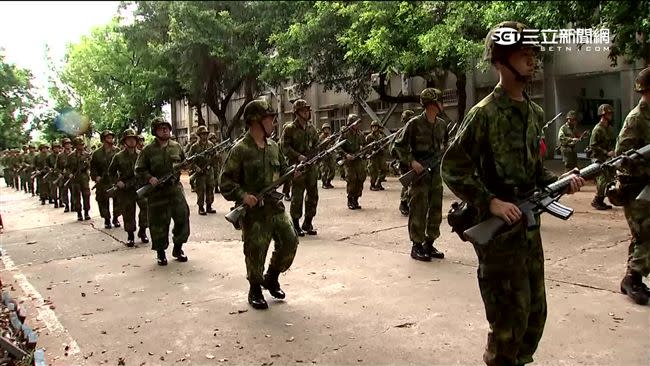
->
[23, 144, 36, 196]
[67, 137, 92, 221]
[589, 103, 617, 210]
[318, 123, 336, 189]
[393, 89, 448, 261]
[91, 130, 121, 229]
[188, 126, 217, 215]
[56, 137, 73, 212]
[442, 21, 585, 366]
[281, 99, 320, 236]
[209, 132, 223, 193]
[47, 142, 62, 207]
[366, 120, 389, 191]
[135, 117, 190, 266]
[220, 99, 299, 310]
[186, 133, 198, 193]
[19, 145, 29, 193]
[339, 114, 367, 210]
[33, 144, 50, 205]
[557, 110, 583, 171]
[394, 110, 415, 216]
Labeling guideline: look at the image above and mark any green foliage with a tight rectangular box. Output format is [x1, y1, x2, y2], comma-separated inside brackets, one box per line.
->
[0, 51, 36, 150]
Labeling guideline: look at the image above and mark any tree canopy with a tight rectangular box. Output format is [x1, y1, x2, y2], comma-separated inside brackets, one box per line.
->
[0, 51, 37, 149]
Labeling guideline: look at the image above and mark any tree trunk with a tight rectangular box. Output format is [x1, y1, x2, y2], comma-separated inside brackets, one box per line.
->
[195, 106, 206, 126]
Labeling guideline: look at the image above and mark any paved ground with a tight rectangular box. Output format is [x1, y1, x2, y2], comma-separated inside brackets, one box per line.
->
[1, 166, 649, 366]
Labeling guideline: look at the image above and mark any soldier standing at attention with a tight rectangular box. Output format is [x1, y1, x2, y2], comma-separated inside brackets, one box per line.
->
[33, 144, 50, 205]
[615, 67, 650, 306]
[281, 99, 320, 236]
[188, 126, 217, 215]
[441, 21, 584, 366]
[220, 99, 299, 310]
[57, 138, 73, 212]
[589, 104, 617, 210]
[393, 89, 448, 261]
[318, 123, 336, 189]
[91, 130, 121, 229]
[366, 120, 389, 191]
[209, 132, 223, 193]
[47, 142, 62, 207]
[67, 137, 92, 221]
[557, 110, 581, 171]
[109, 129, 149, 247]
[135, 118, 190, 266]
[340, 114, 367, 210]
[394, 109, 415, 216]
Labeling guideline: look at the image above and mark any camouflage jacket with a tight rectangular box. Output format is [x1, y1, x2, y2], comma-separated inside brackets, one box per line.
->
[90, 145, 119, 182]
[281, 119, 319, 165]
[219, 132, 289, 212]
[46, 152, 59, 175]
[108, 148, 140, 188]
[66, 150, 91, 181]
[33, 152, 49, 172]
[187, 140, 215, 171]
[589, 122, 616, 162]
[441, 84, 557, 214]
[365, 130, 388, 160]
[393, 112, 448, 165]
[558, 123, 579, 150]
[615, 98, 650, 177]
[55, 150, 70, 174]
[339, 129, 365, 156]
[22, 152, 35, 171]
[134, 139, 186, 192]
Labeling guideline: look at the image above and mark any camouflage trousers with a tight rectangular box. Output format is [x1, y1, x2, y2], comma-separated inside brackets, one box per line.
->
[194, 171, 215, 207]
[367, 157, 388, 185]
[20, 171, 29, 191]
[408, 170, 443, 243]
[71, 178, 91, 212]
[3, 169, 10, 187]
[561, 148, 578, 171]
[36, 176, 50, 201]
[290, 166, 318, 220]
[624, 199, 650, 276]
[241, 206, 299, 285]
[148, 184, 190, 251]
[345, 160, 366, 199]
[12, 173, 19, 190]
[49, 175, 60, 203]
[595, 168, 615, 198]
[473, 223, 546, 366]
[399, 162, 411, 203]
[59, 182, 70, 207]
[118, 189, 149, 233]
[319, 156, 336, 184]
[95, 181, 120, 219]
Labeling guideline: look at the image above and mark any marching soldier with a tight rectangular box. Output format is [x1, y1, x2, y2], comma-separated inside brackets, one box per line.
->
[188, 126, 216, 215]
[91, 130, 121, 228]
[340, 114, 367, 210]
[219, 99, 299, 310]
[366, 120, 389, 191]
[57, 138, 73, 212]
[394, 109, 415, 216]
[137, 135, 145, 151]
[47, 142, 62, 207]
[109, 129, 149, 247]
[393, 89, 448, 261]
[442, 22, 584, 366]
[19, 145, 29, 193]
[281, 99, 320, 236]
[33, 144, 50, 205]
[557, 110, 582, 171]
[209, 132, 223, 193]
[186, 133, 198, 193]
[67, 137, 92, 221]
[589, 104, 617, 210]
[9, 149, 20, 189]
[135, 117, 190, 266]
[615, 67, 650, 305]
[22, 144, 36, 196]
[319, 123, 336, 189]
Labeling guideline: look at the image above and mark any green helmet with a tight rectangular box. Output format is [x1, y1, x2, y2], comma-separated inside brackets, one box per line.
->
[73, 137, 85, 146]
[292, 99, 311, 112]
[208, 132, 218, 141]
[150, 117, 172, 135]
[321, 123, 331, 131]
[28, 144, 36, 149]
[420, 88, 442, 106]
[566, 110, 578, 119]
[61, 138, 72, 146]
[22, 144, 28, 149]
[484, 21, 539, 64]
[347, 114, 361, 125]
[597, 104, 613, 116]
[38, 143, 48, 150]
[634, 67, 650, 93]
[401, 110, 415, 123]
[121, 128, 138, 143]
[100, 130, 115, 141]
[370, 120, 381, 127]
[243, 99, 277, 125]
[51, 141, 61, 148]
[196, 126, 209, 135]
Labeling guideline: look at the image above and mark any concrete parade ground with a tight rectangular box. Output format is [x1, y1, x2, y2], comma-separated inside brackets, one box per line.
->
[0, 169, 649, 366]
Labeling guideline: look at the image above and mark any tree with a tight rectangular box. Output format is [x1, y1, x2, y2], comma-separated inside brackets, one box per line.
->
[0, 51, 37, 149]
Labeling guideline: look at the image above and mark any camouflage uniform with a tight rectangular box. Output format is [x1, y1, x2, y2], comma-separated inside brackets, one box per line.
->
[219, 99, 299, 309]
[47, 143, 61, 206]
[33, 146, 50, 204]
[589, 104, 617, 208]
[186, 134, 198, 192]
[209, 133, 224, 193]
[67, 138, 92, 220]
[340, 114, 367, 209]
[395, 110, 415, 215]
[23, 146, 36, 195]
[366, 121, 389, 190]
[90, 131, 121, 226]
[441, 22, 558, 366]
[56, 138, 73, 211]
[557, 112, 580, 170]
[281, 100, 320, 234]
[615, 67, 650, 305]
[188, 126, 216, 214]
[318, 123, 336, 188]
[19, 146, 29, 192]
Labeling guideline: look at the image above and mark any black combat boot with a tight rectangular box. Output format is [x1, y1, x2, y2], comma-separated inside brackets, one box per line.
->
[322, 181, 329, 189]
[41, 199, 46, 205]
[126, 232, 135, 247]
[377, 182, 385, 191]
[214, 185, 220, 194]
[620, 269, 650, 305]
[112, 217, 121, 228]
[591, 196, 609, 210]
[424, 241, 445, 259]
[157, 250, 168, 266]
[411, 242, 431, 262]
[77, 211, 83, 221]
[301, 217, 317, 235]
[172, 243, 188, 262]
[104, 217, 112, 229]
[248, 283, 268, 310]
[84, 210, 91, 220]
[347, 196, 355, 210]
[138, 227, 149, 243]
[369, 181, 378, 191]
[263, 270, 286, 299]
[206, 204, 216, 214]
[399, 200, 409, 216]
[63, 204, 70, 213]
[327, 180, 335, 189]
[198, 205, 207, 216]
[353, 197, 362, 210]
[54, 201, 59, 208]
[293, 218, 305, 237]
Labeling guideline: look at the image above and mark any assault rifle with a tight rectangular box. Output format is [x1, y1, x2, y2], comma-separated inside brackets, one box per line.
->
[52, 173, 64, 186]
[461, 144, 650, 246]
[63, 155, 91, 188]
[106, 176, 137, 197]
[365, 131, 400, 160]
[225, 140, 346, 230]
[336, 132, 398, 166]
[187, 139, 233, 180]
[317, 119, 361, 151]
[398, 154, 441, 188]
[30, 167, 50, 180]
[540, 112, 563, 136]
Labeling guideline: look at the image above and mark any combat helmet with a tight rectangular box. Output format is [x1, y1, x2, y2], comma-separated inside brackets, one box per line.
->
[208, 132, 218, 141]
[370, 120, 381, 128]
[196, 126, 209, 135]
[51, 141, 61, 149]
[38, 143, 48, 150]
[566, 110, 578, 119]
[73, 136, 85, 147]
[61, 137, 72, 146]
[484, 21, 540, 64]
[243, 99, 277, 125]
[150, 117, 172, 135]
[347, 114, 361, 125]
[634, 67, 650, 93]
[420, 88, 443, 107]
[597, 104, 613, 116]
[121, 129, 138, 143]
[100, 130, 115, 141]
[401, 110, 415, 123]
[321, 123, 331, 131]
[293, 99, 311, 112]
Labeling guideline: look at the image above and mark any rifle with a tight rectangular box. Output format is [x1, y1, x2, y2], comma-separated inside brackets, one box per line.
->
[31, 167, 50, 180]
[106, 176, 138, 197]
[317, 119, 361, 151]
[63, 155, 90, 188]
[52, 173, 64, 186]
[461, 144, 650, 246]
[336, 132, 398, 166]
[225, 140, 346, 230]
[366, 130, 401, 160]
[398, 154, 441, 188]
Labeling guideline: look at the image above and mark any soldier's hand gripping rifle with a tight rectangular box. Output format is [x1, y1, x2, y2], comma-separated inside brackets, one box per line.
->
[63, 155, 90, 188]
[225, 140, 346, 230]
[336, 132, 398, 166]
[52, 173, 64, 186]
[188, 138, 233, 181]
[460, 144, 650, 246]
[106, 176, 137, 197]
[398, 153, 442, 188]
[31, 167, 50, 180]
[317, 119, 361, 150]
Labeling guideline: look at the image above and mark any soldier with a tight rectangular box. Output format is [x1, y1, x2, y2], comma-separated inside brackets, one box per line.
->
[137, 135, 145, 151]
[33, 144, 50, 205]
[0, 150, 9, 188]
[109, 129, 149, 247]
[393, 89, 448, 261]
[394, 109, 415, 216]
[219, 99, 299, 310]
[589, 104, 617, 210]
[135, 117, 190, 266]
[188, 126, 216, 215]
[186, 133, 198, 193]
[281, 99, 320, 236]
[67, 137, 92, 221]
[615, 67, 650, 305]
[366, 120, 389, 191]
[57, 138, 73, 212]
[19, 145, 29, 193]
[441, 21, 584, 366]
[209, 132, 223, 194]
[340, 114, 367, 210]
[557, 110, 582, 171]
[90, 130, 121, 228]
[8, 149, 19, 189]
[318, 123, 336, 189]
[47, 142, 62, 207]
